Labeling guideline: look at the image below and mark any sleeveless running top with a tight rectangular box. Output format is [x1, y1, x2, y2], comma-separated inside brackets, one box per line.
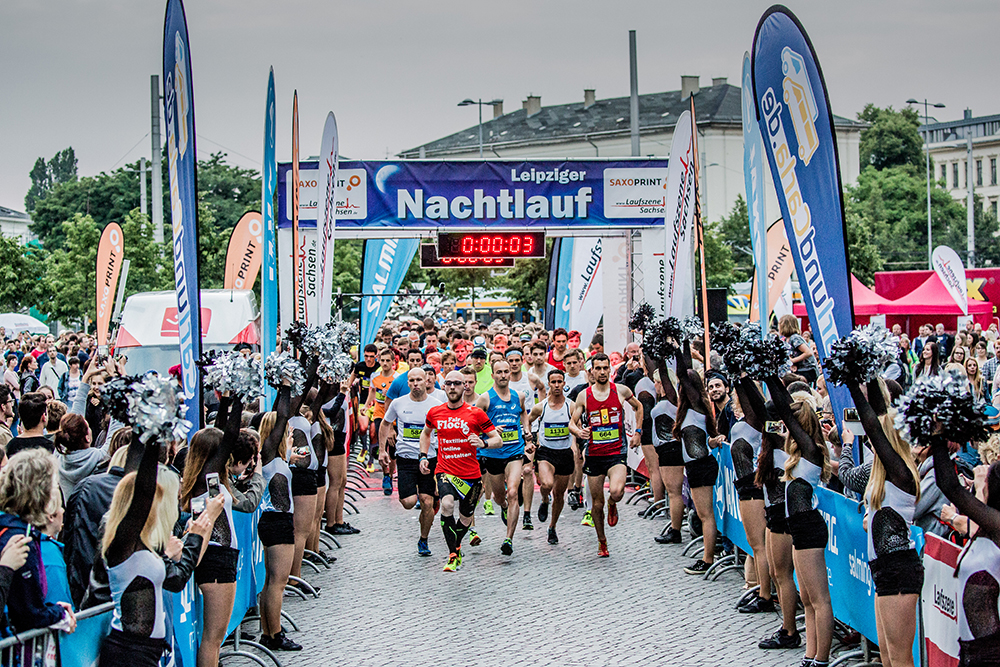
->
[864, 480, 916, 560]
[585, 383, 625, 457]
[108, 549, 167, 638]
[730, 421, 763, 459]
[955, 537, 1000, 643]
[650, 399, 678, 448]
[261, 455, 294, 514]
[480, 388, 524, 459]
[509, 374, 533, 405]
[192, 485, 236, 549]
[679, 409, 710, 463]
[537, 401, 572, 450]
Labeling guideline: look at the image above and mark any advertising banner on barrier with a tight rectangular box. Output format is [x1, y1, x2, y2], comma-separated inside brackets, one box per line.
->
[641, 227, 666, 316]
[316, 112, 339, 325]
[743, 52, 769, 331]
[277, 159, 668, 230]
[932, 245, 968, 316]
[163, 0, 203, 431]
[554, 238, 574, 330]
[752, 6, 855, 434]
[95, 222, 124, 350]
[601, 236, 630, 352]
[921, 533, 961, 666]
[261, 68, 277, 410]
[663, 111, 697, 320]
[750, 219, 793, 323]
[568, 237, 603, 350]
[712, 444, 752, 554]
[223, 212, 263, 290]
[359, 238, 420, 346]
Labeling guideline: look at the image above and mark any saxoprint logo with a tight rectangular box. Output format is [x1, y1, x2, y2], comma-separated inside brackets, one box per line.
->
[780, 47, 819, 166]
[603, 168, 669, 218]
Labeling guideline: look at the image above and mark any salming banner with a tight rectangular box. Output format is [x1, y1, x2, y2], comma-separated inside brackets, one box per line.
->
[544, 237, 561, 330]
[163, 0, 203, 430]
[261, 68, 278, 409]
[742, 52, 769, 332]
[277, 159, 668, 230]
[359, 238, 420, 347]
[752, 5, 854, 430]
[95, 222, 124, 350]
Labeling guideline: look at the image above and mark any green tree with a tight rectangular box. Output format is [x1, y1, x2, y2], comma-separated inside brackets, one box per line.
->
[42, 214, 101, 326]
[0, 236, 46, 312]
[701, 220, 735, 289]
[844, 209, 884, 285]
[24, 147, 77, 212]
[499, 256, 548, 311]
[857, 104, 924, 170]
[119, 209, 172, 295]
[715, 195, 753, 282]
[196, 152, 261, 232]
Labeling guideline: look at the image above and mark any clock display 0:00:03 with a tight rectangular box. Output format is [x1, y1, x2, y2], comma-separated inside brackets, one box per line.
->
[438, 232, 545, 258]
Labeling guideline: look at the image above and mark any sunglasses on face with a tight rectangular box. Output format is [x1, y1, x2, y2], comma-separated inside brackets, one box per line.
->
[444, 380, 463, 387]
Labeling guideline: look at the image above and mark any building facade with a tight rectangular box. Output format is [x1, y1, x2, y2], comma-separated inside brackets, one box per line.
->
[0, 206, 34, 242]
[401, 76, 865, 225]
[921, 110, 1000, 220]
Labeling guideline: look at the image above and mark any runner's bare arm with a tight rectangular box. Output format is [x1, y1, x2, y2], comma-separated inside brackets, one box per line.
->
[621, 385, 643, 448]
[419, 425, 434, 475]
[571, 394, 590, 441]
[527, 401, 544, 426]
[479, 426, 502, 449]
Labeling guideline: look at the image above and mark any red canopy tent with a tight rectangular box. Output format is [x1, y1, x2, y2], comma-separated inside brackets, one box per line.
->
[793, 275, 894, 325]
[879, 273, 993, 336]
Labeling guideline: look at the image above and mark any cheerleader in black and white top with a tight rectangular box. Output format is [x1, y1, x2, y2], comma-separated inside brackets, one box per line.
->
[931, 436, 1000, 666]
[765, 376, 834, 667]
[845, 377, 923, 667]
[650, 357, 685, 545]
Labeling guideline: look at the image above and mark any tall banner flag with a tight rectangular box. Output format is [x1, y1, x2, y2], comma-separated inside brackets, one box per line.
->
[316, 112, 339, 324]
[932, 245, 969, 315]
[95, 222, 124, 351]
[752, 5, 855, 432]
[742, 51, 769, 333]
[569, 237, 603, 350]
[544, 237, 561, 329]
[554, 238, 574, 330]
[601, 236, 630, 352]
[690, 99, 711, 365]
[749, 219, 793, 323]
[640, 228, 666, 316]
[360, 238, 420, 346]
[223, 212, 263, 290]
[663, 110, 697, 320]
[163, 0, 203, 431]
[261, 69, 277, 409]
[292, 91, 303, 323]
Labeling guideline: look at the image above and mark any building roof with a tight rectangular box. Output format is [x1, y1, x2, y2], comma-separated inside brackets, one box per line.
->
[920, 111, 1000, 144]
[0, 205, 29, 221]
[401, 81, 865, 158]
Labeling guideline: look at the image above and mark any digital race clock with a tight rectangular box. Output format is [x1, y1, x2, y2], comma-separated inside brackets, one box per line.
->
[437, 232, 546, 259]
[419, 244, 514, 268]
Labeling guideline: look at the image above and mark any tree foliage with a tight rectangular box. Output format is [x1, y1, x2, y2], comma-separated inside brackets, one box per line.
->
[24, 147, 78, 212]
[0, 236, 46, 312]
[42, 214, 102, 326]
[714, 195, 753, 282]
[701, 220, 735, 289]
[858, 104, 924, 171]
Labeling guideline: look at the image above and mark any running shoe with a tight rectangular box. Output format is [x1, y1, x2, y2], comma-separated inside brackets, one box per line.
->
[469, 529, 481, 546]
[329, 523, 355, 535]
[417, 538, 431, 557]
[607, 500, 619, 527]
[500, 538, 513, 555]
[522, 513, 533, 531]
[501, 505, 508, 526]
[443, 553, 459, 572]
[581, 510, 594, 527]
[456, 547, 463, 569]
[758, 629, 801, 650]
[355, 449, 366, 463]
[537, 500, 549, 523]
[683, 559, 710, 575]
[260, 631, 302, 651]
[547, 527, 558, 545]
[382, 475, 393, 495]
[343, 523, 361, 534]
[568, 489, 580, 511]
[366, 461, 378, 473]
[739, 595, 775, 614]
[654, 527, 683, 544]
[597, 540, 609, 558]
[483, 500, 495, 515]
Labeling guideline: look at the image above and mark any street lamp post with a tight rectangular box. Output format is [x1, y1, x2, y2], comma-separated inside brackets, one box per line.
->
[458, 98, 502, 159]
[907, 98, 946, 269]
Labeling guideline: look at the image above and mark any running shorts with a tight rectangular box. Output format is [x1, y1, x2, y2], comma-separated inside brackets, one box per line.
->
[396, 456, 436, 499]
[534, 446, 575, 476]
[436, 473, 483, 518]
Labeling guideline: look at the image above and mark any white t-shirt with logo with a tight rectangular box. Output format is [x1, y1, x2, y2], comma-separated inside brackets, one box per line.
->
[383, 393, 444, 459]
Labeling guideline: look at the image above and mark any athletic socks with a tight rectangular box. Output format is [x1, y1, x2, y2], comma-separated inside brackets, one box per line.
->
[583, 477, 593, 511]
[453, 519, 471, 548]
[441, 515, 458, 553]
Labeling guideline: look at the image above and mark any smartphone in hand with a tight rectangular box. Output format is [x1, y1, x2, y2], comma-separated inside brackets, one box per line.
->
[206, 472, 221, 498]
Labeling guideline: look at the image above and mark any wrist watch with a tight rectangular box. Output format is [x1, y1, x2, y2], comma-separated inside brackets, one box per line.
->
[635, 427, 643, 435]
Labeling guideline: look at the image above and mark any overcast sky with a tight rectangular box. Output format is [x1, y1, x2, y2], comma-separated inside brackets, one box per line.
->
[1, 0, 996, 212]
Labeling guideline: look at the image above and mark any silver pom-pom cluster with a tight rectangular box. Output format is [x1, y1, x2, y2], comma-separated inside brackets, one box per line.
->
[680, 316, 705, 342]
[894, 368, 989, 447]
[320, 353, 354, 383]
[823, 324, 899, 386]
[317, 321, 358, 382]
[264, 350, 306, 395]
[202, 351, 264, 401]
[723, 323, 791, 381]
[327, 320, 360, 352]
[128, 374, 192, 444]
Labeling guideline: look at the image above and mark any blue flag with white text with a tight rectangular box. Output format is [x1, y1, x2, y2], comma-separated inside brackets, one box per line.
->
[360, 238, 420, 347]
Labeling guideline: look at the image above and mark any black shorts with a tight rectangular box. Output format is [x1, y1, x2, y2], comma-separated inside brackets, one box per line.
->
[436, 473, 483, 518]
[258, 511, 295, 547]
[583, 453, 627, 477]
[685, 455, 719, 489]
[397, 457, 436, 499]
[315, 465, 327, 487]
[735, 473, 765, 501]
[765, 503, 789, 535]
[869, 548, 924, 596]
[480, 454, 521, 477]
[100, 629, 166, 667]
[194, 544, 239, 585]
[291, 467, 318, 497]
[655, 441, 683, 467]
[535, 446, 575, 476]
[787, 508, 828, 550]
[332, 431, 347, 457]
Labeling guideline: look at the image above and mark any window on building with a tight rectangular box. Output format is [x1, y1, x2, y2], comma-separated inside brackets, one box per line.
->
[977, 159, 983, 187]
[953, 162, 960, 189]
[941, 164, 947, 185]
[993, 200, 998, 220]
[992, 157, 997, 185]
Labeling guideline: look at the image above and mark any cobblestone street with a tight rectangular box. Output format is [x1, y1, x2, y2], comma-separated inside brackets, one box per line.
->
[253, 481, 804, 667]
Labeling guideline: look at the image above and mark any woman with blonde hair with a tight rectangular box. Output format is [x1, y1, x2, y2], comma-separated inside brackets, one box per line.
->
[778, 315, 820, 385]
[845, 377, 922, 667]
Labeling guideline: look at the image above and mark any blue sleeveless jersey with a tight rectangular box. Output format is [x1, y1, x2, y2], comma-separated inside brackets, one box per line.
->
[479, 388, 524, 459]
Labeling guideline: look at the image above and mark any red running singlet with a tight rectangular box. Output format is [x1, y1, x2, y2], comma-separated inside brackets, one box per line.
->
[585, 383, 625, 457]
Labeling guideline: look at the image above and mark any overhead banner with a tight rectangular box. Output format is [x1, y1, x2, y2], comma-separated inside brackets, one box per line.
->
[359, 238, 420, 347]
[544, 237, 561, 330]
[743, 51, 769, 332]
[752, 5, 854, 431]
[316, 112, 339, 325]
[553, 238, 574, 330]
[223, 212, 263, 290]
[932, 245, 968, 315]
[261, 68, 277, 409]
[163, 0, 203, 431]
[277, 159, 668, 230]
[95, 222, 124, 350]
[663, 111, 697, 320]
[569, 237, 603, 350]
[601, 236, 630, 352]
[749, 219, 793, 322]
[641, 228, 666, 315]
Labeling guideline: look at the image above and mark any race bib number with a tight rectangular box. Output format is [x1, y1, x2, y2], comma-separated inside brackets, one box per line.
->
[499, 427, 519, 443]
[445, 474, 471, 497]
[543, 422, 569, 439]
[401, 423, 422, 441]
[361, 378, 371, 389]
[375, 389, 387, 402]
[592, 425, 620, 443]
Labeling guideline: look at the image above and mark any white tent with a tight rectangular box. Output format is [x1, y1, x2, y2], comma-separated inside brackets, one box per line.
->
[0, 313, 49, 336]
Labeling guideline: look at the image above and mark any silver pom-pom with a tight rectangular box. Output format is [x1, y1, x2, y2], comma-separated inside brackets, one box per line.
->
[895, 367, 989, 447]
[681, 316, 704, 342]
[824, 324, 899, 385]
[327, 321, 360, 354]
[129, 374, 191, 444]
[203, 351, 264, 401]
[264, 350, 306, 395]
[299, 325, 326, 358]
[320, 352, 354, 383]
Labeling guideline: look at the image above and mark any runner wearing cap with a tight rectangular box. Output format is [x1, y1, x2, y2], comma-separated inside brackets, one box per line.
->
[470, 347, 493, 394]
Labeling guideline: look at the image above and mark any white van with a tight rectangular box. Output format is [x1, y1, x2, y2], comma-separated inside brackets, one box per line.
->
[115, 289, 261, 375]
